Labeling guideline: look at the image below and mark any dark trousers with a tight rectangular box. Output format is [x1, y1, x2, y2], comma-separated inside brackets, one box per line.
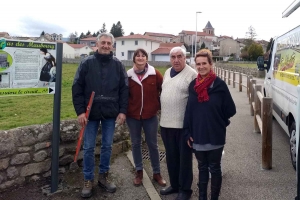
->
[194, 147, 224, 199]
[160, 127, 193, 193]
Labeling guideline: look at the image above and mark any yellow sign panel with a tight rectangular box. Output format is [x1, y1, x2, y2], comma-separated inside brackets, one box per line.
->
[274, 48, 300, 86]
[0, 87, 54, 97]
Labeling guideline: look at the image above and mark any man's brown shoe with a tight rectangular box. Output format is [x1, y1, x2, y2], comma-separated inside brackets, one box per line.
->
[153, 173, 166, 187]
[133, 170, 143, 186]
[81, 180, 93, 198]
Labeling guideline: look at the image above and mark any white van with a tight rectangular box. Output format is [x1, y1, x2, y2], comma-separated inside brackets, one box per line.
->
[257, 25, 300, 169]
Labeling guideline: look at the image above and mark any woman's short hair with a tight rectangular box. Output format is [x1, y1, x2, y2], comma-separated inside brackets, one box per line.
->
[169, 47, 186, 57]
[133, 48, 148, 63]
[195, 49, 213, 65]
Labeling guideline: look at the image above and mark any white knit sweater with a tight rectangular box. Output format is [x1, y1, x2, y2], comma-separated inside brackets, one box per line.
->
[160, 65, 197, 128]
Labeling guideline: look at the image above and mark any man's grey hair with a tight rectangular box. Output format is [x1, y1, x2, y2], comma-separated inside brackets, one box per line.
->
[97, 33, 115, 44]
[169, 47, 186, 57]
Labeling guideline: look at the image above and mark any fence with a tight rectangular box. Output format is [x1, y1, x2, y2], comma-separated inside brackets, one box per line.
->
[214, 66, 273, 170]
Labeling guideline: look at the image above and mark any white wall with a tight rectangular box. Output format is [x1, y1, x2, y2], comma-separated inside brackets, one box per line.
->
[63, 43, 75, 58]
[79, 46, 94, 56]
[153, 55, 170, 61]
[116, 39, 160, 61]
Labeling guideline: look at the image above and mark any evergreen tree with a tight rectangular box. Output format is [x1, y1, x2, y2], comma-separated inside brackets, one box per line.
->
[200, 42, 206, 49]
[92, 32, 97, 37]
[130, 32, 134, 35]
[40, 31, 45, 36]
[79, 32, 85, 39]
[115, 21, 124, 37]
[110, 23, 117, 37]
[86, 30, 91, 36]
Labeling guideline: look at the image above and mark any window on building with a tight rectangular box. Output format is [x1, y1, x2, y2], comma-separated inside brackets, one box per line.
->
[135, 41, 138, 45]
[122, 41, 124, 45]
[121, 52, 124, 56]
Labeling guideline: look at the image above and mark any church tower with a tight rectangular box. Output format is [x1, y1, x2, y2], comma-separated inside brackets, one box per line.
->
[203, 21, 214, 35]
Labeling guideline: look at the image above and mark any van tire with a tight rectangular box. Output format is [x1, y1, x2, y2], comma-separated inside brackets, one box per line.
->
[289, 121, 296, 170]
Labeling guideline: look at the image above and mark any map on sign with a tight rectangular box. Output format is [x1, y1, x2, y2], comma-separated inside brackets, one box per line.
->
[0, 38, 57, 97]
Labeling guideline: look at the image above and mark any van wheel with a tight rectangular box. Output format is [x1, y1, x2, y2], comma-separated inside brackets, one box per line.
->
[289, 121, 296, 170]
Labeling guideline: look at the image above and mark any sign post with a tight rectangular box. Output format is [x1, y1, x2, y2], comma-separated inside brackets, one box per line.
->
[51, 43, 62, 193]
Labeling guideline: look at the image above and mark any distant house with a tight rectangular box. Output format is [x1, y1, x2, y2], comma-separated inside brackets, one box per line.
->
[151, 43, 185, 61]
[144, 32, 175, 43]
[80, 37, 97, 47]
[44, 33, 62, 41]
[56, 41, 76, 59]
[179, 21, 218, 47]
[219, 38, 241, 58]
[0, 32, 11, 39]
[68, 44, 94, 58]
[115, 34, 161, 61]
[34, 35, 53, 42]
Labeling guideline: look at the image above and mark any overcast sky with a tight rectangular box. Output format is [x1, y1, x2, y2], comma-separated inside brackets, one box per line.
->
[2, 0, 300, 41]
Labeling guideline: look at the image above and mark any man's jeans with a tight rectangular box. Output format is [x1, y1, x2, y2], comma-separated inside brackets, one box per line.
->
[83, 118, 115, 181]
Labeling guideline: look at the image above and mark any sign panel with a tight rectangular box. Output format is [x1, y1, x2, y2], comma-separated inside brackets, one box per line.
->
[0, 38, 57, 97]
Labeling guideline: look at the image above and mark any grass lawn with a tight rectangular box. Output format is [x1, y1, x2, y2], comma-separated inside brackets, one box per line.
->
[224, 63, 257, 68]
[0, 64, 169, 130]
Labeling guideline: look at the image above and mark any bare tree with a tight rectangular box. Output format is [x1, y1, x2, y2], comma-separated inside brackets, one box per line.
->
[245, 26, 257, 41]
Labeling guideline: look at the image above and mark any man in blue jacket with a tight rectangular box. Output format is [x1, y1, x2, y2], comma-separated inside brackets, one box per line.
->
[72, 33, 128, 198]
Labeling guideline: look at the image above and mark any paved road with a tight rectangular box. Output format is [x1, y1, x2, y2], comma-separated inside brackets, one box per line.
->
[219, 76, 296, 200]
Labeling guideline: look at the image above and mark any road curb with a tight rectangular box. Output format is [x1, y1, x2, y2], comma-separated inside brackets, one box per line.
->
[126, 150, 162, 200]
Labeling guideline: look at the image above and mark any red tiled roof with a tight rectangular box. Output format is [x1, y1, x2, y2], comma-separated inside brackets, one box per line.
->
[180, 30, 212, 36]
[144, 32, 175, 38]
[80, 37, 97, 41]
[159, 43, 184, 47]
[115, 34, 161, 43]
[68, 44, 87, 48]
[151, 47, 173, 54]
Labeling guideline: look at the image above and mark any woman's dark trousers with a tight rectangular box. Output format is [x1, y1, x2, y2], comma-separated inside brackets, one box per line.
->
[194, 147, 224, 200]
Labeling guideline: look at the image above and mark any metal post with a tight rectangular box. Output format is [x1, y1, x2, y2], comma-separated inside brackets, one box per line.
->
[51, 43, 63, 193]
[195, 12, 202, 55]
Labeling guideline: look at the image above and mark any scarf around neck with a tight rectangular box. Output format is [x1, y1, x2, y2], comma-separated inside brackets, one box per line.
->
[194, 70, 217, 102]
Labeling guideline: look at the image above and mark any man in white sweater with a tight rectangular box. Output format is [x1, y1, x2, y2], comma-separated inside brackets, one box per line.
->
[160, 47, 197, 200]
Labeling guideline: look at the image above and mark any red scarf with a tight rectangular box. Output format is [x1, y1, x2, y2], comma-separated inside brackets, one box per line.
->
[194, 70, 216, 102]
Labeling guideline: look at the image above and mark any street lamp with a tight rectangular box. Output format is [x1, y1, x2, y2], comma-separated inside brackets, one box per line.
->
[195, 11, 202, 56]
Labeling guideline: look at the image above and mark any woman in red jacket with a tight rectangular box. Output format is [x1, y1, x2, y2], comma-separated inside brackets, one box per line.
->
[127, 48, 166, 187]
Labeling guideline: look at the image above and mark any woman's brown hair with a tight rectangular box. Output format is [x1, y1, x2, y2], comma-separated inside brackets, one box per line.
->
[194, 49, 213, 65]
[133, 48, 148, 63]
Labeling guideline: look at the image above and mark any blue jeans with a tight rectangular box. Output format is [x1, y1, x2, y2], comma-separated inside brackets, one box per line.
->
[126, 116, 160, 174]
[83, 118, 115, 180]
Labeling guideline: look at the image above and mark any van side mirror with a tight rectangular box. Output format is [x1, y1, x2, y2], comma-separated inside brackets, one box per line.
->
[257, 56, 265, 70]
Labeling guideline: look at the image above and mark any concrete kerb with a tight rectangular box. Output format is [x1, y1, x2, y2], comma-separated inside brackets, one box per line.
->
[126, 150, 162, 200]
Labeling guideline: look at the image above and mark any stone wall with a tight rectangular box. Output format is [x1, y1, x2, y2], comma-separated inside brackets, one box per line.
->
[62, 58, 171, 67]
[215, 63, 264, 78]
[0, 120, 130, 192]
